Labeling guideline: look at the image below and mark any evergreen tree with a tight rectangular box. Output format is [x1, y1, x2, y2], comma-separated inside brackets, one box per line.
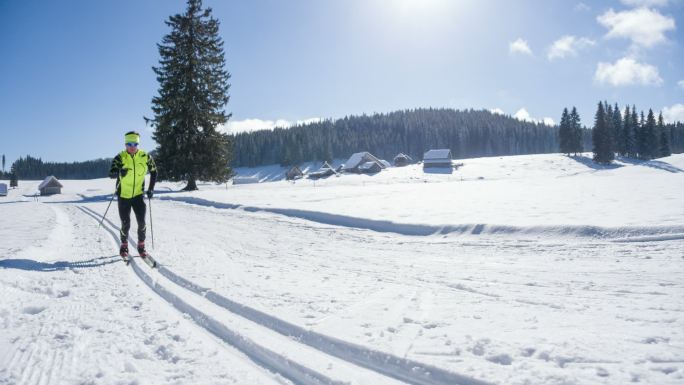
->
[623, 106, 635, 157]
[9, 165, 18, 188]
[658, 112, 671, 157]
[148, 0, 233, 190]
[2, 154, 4, 172]
[559, 107, 571, 154]
[612, 103, 624, 156]
[636, 110, 647, 159]
[570, 107, 583, 155]
[592, 101, 614, 163]
[631, 106, 640, 158]
[644, 109, 658, 159]
[605, 102, 615, 155]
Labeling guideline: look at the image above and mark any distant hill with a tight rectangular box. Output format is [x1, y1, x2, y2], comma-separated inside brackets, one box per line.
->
[230, 108, 585, 168]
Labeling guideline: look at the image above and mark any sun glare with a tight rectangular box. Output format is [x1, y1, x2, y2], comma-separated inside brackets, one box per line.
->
[394, 0, 449, 16]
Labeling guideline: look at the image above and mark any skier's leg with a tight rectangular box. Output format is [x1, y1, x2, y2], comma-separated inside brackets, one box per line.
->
[118, 197, 133, 243]
[132, 195, 147, 242]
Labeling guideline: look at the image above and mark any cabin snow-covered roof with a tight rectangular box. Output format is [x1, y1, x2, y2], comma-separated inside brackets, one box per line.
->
[423, 149, 451, 160]
[342, 152, 386, 171]
[343, 152, 380, 170]
[38, 176, 63, 189]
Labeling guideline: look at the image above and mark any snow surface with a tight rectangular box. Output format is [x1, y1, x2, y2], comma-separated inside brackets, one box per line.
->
[1, 153, 683, 385]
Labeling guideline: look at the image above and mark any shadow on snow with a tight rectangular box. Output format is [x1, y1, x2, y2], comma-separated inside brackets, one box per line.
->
[568, 155, 624, 170]
[568, 154, 682, 173]
[616, 156, 684, 173]
[0, 255, 120, 272]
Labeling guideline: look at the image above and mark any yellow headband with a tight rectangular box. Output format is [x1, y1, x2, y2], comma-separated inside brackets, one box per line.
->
[125, 133, 140, 144]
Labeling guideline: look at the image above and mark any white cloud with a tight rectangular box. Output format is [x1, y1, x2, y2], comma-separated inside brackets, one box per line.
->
[509, 38, 533, 55]
[597, 8, 675, 48]
[542, 117, 556, 126]
[678, 80, 684, 89]
[574, 2, 591, 12]
[620, 0, 668, 7]
[594, 57, 663, 86]
[513, 108, 555, 126]
[513, 108, 533, 121]
[218, 117, 322, 135]
[662, 104, 684, 123]
[547, 35, 596, 60]
[489, 108, 505, 115]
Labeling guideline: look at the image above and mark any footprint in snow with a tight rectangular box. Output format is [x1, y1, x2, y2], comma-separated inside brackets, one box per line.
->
[23, 306, 46, 315]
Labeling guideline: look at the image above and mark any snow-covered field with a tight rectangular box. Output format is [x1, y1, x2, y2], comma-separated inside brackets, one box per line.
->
[1, 153, 683, 385]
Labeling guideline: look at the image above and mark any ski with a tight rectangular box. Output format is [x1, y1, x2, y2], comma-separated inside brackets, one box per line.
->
[139, 253, 157, 268]
[120, 253, 131, 265]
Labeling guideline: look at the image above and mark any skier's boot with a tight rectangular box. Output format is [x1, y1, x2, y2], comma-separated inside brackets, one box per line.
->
[137, 241, 148, 258]
[119, 242, 129, 258]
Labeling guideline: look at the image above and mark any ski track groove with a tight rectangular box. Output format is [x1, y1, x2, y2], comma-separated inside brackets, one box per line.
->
[3, 346, 22, 384]
[159, 196, 684, 241]
[77, 205, 347, 385]
[78, 204, 493, 385]
[17, 344, 38, 385]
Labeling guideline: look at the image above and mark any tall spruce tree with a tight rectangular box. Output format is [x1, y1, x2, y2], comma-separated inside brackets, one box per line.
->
[623, 106, 634, 157]
[612, 103, 624, 156]
[559, 107, 571, 154]
[657, 112, 671, 157]
[592, 101, 614, 163]
[570, 107, 583, 155]
[636, 110, 647, 159]
[631, 106, 640, 158]
[148, 0, 233, 190]
[605, 103, 615, 155]
[2, 154, 4, 172]
[644, 109, 657, 159]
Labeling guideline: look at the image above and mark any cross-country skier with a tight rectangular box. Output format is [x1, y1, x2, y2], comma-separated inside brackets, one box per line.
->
[109, 131, 157, 258]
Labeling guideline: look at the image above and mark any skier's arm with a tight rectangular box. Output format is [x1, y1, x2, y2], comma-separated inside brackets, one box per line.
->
[109, 154, 123, 179]
[147, 155, 158, 192]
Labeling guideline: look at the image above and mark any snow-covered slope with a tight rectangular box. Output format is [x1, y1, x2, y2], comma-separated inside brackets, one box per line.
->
[1, 153, 683, 385]
[162, 153, 684, 238]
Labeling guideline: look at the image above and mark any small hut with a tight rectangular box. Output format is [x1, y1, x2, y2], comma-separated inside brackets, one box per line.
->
[393, 153, 413, 167]
[342, 152, 386, 173]
[39, 176, 63, 195]
[286, 166, 304, 180]
[358, 161, 382, 174]
[423, 149, 452, 168]
[308, 161, 336, 179]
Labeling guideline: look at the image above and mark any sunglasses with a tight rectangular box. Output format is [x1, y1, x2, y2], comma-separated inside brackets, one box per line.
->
[126, 142, 139, 147]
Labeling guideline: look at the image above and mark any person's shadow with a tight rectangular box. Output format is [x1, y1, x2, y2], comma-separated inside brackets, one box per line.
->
[0, 255, 120, 271]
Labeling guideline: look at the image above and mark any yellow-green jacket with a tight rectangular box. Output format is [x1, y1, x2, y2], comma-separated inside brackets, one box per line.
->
[109, 150, 157, 199]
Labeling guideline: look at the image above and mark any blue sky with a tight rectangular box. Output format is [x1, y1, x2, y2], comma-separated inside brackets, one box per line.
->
[1, 0, 683, 166]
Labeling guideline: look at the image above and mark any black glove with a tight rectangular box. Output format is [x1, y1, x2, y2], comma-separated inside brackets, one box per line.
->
[109, 171, 118, 179]
[119, 168, 128, 177]
[146, 190, 153, 199]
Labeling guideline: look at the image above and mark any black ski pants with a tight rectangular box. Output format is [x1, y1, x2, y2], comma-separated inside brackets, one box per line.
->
[118, 195, 146, 244]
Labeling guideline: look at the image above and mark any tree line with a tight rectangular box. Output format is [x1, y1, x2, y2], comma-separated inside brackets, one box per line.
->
[3, 104, 681, 183]
[0, 155, 112, 180]
[559, 102, 682, 164]
[230, 108, 574, 167]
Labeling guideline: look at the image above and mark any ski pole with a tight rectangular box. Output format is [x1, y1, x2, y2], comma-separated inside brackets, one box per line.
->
[148, 194, 154, 249]
[99, 192, 116, 229]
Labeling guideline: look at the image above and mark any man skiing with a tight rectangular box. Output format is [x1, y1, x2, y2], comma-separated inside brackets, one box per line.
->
[109, 131, 157, 258]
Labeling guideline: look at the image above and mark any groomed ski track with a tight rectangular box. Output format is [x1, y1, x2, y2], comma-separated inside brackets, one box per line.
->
[77, 205, 491, 385]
